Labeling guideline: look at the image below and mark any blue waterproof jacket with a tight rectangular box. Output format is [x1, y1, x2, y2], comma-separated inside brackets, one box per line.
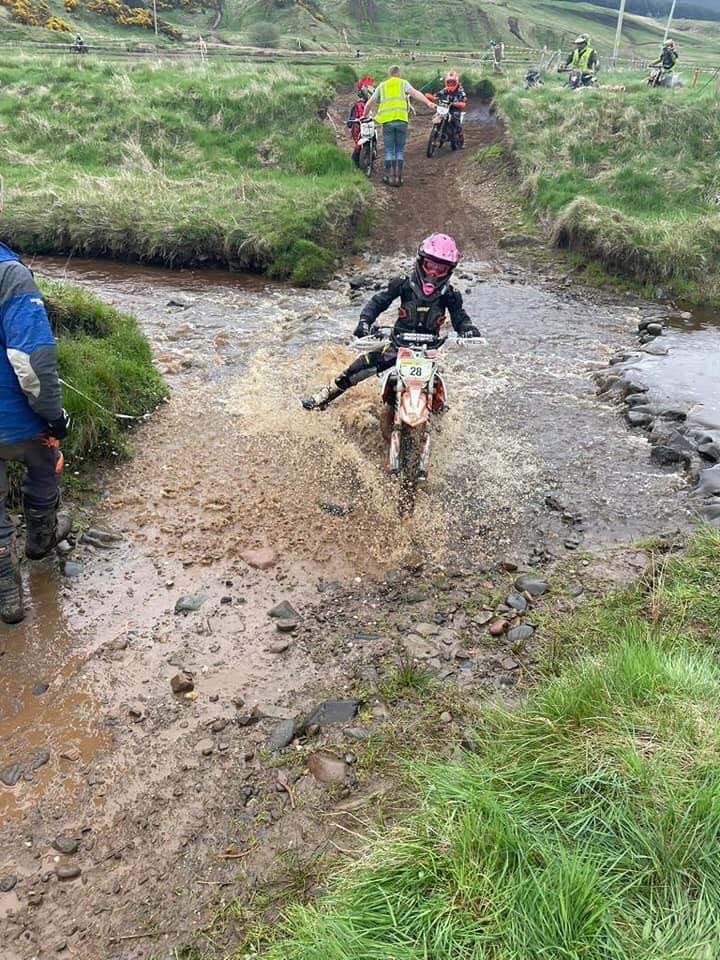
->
[0, 243, 62, 444]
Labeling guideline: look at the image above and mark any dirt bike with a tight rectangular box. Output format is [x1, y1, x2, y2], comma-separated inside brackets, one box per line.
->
[524, 69, 544, 89]
[357, 117, 378, 177]
[357, 327, 478, 513]
[647, 67, 680, 88]
[560, 67, 596, 90]
[426, 99, 462, 157]
[71, 41, 89, 54]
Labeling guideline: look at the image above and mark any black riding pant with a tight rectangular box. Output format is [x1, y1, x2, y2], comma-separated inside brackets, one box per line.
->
[336, 344, 397, 391]
[0, 437, 60, 544]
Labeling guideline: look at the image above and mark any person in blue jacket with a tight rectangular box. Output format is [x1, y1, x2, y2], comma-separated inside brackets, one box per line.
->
[0, 242, 70, 623]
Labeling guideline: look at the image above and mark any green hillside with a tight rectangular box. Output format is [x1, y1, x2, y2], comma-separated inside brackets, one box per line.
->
[3, 0, 720, 65]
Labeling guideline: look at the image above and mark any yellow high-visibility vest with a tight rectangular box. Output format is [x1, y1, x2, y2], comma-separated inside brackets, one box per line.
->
[571, 46, 595, 71]
[375, 77, 409, 124]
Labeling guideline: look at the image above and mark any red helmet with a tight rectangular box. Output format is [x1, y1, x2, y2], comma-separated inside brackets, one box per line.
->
[445, 70, 460, 91]
[357, 75, 375, 101]
[413, 234, 460, 297]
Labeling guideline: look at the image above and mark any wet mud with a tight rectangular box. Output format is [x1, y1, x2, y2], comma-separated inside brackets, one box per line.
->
[0, 107, 705, 958]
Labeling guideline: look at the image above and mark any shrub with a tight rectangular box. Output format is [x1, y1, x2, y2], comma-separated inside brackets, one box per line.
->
[247, 21, 281, 48]
[268, 239, 335, 285]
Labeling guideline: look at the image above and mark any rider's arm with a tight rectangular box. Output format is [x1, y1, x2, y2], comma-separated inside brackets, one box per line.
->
[361, 87, 379, 119]
[0, 260, 63, 424]
[407, 83, 435, 110]
[444, 287, 477, 335]
[359, 276, 405, 326]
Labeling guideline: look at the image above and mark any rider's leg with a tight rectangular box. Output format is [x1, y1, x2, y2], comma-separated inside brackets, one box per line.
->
[382, 123, 397, 184]
[395, 121, 408, 185]
[302, 348, 397, 411]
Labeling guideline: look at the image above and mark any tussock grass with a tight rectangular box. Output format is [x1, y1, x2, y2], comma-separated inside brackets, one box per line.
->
[499, 77, 720, 301]
[258, 528, 720, 960]
[0, 55, 368, 283]
[42, 279, 166, 465]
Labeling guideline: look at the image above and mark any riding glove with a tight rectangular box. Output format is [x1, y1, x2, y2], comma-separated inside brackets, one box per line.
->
[459, 325, 481, 339]
[46, 409, 71, 440]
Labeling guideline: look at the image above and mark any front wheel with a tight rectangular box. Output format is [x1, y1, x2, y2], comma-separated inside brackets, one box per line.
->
[398, 427, 423, 516]
[426, 125, 439, 158]
[359, 140, 374, 177]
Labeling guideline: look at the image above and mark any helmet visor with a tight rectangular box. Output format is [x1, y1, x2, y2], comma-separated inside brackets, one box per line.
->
[420, 256, 451, 279]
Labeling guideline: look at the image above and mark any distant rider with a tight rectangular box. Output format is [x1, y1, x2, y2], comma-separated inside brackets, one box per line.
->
[301, 234, 480, 411]
[0, 242, 70, 624]
[73, 34, 87, 52]
[651, 38, 678, 74]
[563, 33, 599, 80]
[347, 75, 375, 167]
[427, 70, 467, 148]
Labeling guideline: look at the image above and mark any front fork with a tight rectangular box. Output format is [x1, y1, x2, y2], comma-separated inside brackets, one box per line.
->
[387, 382, 432, 480]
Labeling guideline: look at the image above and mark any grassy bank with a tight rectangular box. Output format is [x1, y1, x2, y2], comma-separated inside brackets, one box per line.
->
[498, 77, 720, 302]
[0, 55, 367, 283]
[42, 279, 166, 466]
[249, 528, 720, 960]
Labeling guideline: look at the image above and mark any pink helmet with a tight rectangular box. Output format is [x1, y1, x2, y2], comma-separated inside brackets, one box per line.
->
[414, 234, 460, 297]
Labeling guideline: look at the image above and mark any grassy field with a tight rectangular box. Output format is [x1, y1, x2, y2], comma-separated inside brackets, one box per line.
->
[499, 74, 720, 301]
[43, 280, 166, 465]
[251, 528, 720, 960]
[0, 55, 367, 283]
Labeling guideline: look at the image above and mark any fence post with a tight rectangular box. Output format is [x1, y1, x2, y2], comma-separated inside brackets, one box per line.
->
[693, 67, 700, 88]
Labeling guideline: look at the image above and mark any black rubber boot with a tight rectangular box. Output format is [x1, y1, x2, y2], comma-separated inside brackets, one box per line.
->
[0, 543, 24, 624]
[301, 381, 346, 411]
[396, 160, 404, 185]
[24, 507, 71, 560]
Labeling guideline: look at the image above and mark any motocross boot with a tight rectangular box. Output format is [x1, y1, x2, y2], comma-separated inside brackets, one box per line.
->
[301, 381, 346, 411]
[24, 505, 71, 560]
[0, 542, 24, 624]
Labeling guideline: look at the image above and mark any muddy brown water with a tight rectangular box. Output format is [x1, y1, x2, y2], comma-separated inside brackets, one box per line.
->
[0, 253, 699, 957]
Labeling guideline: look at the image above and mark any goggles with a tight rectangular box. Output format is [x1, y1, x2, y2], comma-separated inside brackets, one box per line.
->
[420, 257, 451, 279]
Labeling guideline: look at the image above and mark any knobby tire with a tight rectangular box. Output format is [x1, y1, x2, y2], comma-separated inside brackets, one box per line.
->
[359, 141, 374, 177]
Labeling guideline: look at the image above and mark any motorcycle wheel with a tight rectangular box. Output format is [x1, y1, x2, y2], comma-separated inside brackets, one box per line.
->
[398, 427, 422, 516]
[359, 141, 374, 177]
[426, 126, 439, 158]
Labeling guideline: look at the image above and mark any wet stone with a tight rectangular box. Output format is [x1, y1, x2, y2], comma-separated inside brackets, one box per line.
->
[32, 682, 50, 696]
[627, 409, 653, 428]
[308, 753, 348, 784]
[302, 699, 360, 731]
[267, 719, 296, 752]
[276, 619, 298, 634]
[55, 866, 81, 881]
[651, 445, 687, 467]
[174, 594, 206, 614]
[507, 625, 535, 645]
[514, 575, 549, 597]
[0, 875, 18, 892]
[267, 639, 291, 654]
[170, 672, 194, 694]
[61, 561, 82, 578]
[240, 547, 277, 570]
[268, 600, 300, 620]
[52, 836, 79, 856]
[505, 593, 528, 612]
[488, 618, 508, 637]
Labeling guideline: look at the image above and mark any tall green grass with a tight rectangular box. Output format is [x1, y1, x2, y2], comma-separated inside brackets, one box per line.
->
[42, 279, 166, 464]
[258, 527, 720, 960]
[499, 76, 720, 301]
[0, 55, 368, 283]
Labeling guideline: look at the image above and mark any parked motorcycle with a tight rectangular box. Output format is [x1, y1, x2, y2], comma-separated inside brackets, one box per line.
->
[559, 67, 596, 90]
[426, 98, 462, 157]
[524, 69, 544, 89]
[357, 117, 378, 178]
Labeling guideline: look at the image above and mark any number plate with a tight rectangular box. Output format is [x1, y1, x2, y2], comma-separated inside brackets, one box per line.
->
[359, 120, 374, 136]
[399, 357, 433, 381]
[436, 104, 450, 117]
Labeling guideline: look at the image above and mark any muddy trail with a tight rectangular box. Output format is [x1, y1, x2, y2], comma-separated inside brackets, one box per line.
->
[0, 107, 704, 959]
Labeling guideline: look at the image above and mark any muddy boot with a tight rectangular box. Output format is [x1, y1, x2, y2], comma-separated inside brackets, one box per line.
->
[24, 507, 71, 560]
[382, 164, 392, 185]
[301, 381, 346, 411]
[396, 160, 404, 186]
[0, 543, 24, 624]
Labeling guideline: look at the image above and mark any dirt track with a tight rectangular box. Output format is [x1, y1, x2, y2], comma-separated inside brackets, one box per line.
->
[0, 101, 694, 959]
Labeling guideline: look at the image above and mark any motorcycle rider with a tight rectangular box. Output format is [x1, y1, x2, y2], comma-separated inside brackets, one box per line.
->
[301, 234, 480, 411]
[72, 33, 87, 52]
[347, 75, 375, 166]
[651, 38, 678, 75]
[562, 33, 599, 83]
[0, 240, 70, 624]
[427, 70, 467, 148]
